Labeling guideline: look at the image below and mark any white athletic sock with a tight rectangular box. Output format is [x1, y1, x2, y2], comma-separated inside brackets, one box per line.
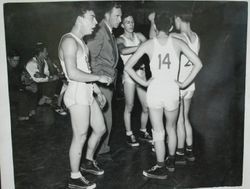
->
[140, 129, 147, 133]
[71, 171, 82, 179]
[126, 131, 133, 136]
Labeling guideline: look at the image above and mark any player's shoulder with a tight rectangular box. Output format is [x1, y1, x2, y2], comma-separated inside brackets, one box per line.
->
[170, 33, 187, 43]
[193, 32, 200, 42]
[117, 35, 125, 44]
[60, 34, 78, 49]
[61, 34, 76, 43]
[140, 38, 153, 49]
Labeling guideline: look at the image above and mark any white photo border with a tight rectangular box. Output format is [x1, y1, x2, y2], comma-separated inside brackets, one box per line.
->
[0, 0, 249, 189]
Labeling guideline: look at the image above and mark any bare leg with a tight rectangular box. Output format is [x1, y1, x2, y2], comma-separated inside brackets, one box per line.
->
[177, 98, 186, 149]
[143, 108, 168, 180]
[68, 105, 90, 172]
[184, 98, 193, 146]
[136, 85, 148, 130]
[123, 82, 136, 132]
[149, 108, 165, 162]
[164, 108, 179, 156]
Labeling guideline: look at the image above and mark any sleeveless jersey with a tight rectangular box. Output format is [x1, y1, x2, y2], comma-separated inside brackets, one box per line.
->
[149, 36, 179, 82]
[179, 32, 199, 82]
[58, 32, 94, 107]
[59, 33, 91, 82]
[146, 36, 180, 110]
[120, 33, 141, 64]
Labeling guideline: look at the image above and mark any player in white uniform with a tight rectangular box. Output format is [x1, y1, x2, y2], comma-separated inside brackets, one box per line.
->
[58, 5, 112, 189]
[117, 14, 152, 147]
[149, 10, 200, 165]
[173, 11, 200, 164]
[125, 13, 202, 179]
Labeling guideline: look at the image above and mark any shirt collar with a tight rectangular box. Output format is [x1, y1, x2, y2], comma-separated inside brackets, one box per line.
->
[104, 21, 113, 34]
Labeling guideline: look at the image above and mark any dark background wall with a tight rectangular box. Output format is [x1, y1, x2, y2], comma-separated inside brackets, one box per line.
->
[4, 1, 247, 186]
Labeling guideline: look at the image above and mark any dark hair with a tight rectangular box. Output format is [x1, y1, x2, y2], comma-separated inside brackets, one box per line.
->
[155, 12, 173, 34]
[103, 1, 122, 14]
[33, 42, 46, 56]
[174, 10, 193, 23]
[8, 49, 20, 58]
[77, 2, 95, 17]
[122, 12, 134, 23]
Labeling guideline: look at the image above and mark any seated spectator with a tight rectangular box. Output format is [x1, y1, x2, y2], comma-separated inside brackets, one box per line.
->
[25, 42, 59, 105]
[7, 49, 38, 122]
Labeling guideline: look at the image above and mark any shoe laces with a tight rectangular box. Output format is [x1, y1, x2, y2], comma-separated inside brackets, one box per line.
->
[144, 132, 150, 137]
[92, 160, 100, 170]
[149, 164, 161, 171]
[79, 176, 90, 185]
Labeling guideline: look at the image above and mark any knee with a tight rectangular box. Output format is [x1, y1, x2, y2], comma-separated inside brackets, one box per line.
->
[93, 125, 106, 137]
[74, 132, 88, 143]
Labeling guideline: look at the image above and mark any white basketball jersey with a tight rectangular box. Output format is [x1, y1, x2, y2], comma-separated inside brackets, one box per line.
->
[149, 36, 179, 82]
[120, 33, 141, 64]
[179, 32, 199, 82]
[59, 33, 91, 82]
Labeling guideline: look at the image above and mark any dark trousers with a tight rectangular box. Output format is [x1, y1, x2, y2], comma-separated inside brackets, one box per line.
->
[98, 85, 114, 154]
[38, 80, 59, 98]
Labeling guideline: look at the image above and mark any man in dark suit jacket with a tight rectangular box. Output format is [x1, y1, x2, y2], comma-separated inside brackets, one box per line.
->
[87, 2, 122, 155]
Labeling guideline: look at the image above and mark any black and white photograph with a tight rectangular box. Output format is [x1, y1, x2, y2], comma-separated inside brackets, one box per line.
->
[0, 0, 249, 189]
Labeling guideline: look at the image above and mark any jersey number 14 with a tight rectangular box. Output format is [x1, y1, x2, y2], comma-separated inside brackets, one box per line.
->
[158, 53, 171, 69]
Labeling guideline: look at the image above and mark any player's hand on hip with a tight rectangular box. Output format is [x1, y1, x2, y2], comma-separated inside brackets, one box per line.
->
[175, 80, 186, 89]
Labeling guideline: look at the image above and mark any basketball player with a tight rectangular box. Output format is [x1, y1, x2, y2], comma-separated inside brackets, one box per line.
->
[117, 14, 152, 147]
[58, 5, 112, 189]
[149, 10, 200, 164]
[173, 10, 200, 164]
[125, 13, 202, 179]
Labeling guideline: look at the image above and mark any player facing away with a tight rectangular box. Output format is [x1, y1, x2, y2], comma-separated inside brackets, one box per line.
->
[125, 13, 202, 179]
[172, 10, 200, 164]
[117, 14, 152, 147]
[58, 5, 112, 189]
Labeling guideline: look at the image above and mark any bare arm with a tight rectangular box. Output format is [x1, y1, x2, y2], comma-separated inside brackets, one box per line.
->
[170, 33, 188, 44]
[61, 37, 111, 84]
[174, 38, 203, 88]
[148, 12, 158, 39]
[124, 41, 151, 87]
[117, 32, 147, 56]
[117, 37, 138, 55]
[136, 32, 147, 42]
